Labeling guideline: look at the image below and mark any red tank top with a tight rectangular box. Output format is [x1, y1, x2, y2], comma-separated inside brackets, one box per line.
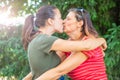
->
[64, 37, 107, 80]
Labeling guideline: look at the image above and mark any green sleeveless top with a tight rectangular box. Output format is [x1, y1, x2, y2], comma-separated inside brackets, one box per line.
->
[28, 34, 61, 79]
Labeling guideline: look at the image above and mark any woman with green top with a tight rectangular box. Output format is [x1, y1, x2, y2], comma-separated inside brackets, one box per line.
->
[22, 5, 107, 80]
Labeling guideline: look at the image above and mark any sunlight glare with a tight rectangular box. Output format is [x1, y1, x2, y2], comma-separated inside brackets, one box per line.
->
[0, 6, 24, 26]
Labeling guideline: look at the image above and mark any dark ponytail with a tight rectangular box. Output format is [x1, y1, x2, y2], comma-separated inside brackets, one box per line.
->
[22, 15, 37, 50]
[22, 5, 57, 50]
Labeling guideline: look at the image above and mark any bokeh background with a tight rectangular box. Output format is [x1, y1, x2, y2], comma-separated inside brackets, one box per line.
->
[0, 0, 120, 80]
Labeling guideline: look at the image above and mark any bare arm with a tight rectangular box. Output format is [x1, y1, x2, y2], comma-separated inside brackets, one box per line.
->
[51, 38, 107, 52]
[36, 52, 87, 80]
[56, 51, 66, 61]
[22, 72, 33, 80]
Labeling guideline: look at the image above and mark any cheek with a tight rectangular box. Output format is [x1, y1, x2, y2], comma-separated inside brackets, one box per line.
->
[64, 23, 77, 33]
[65, 20, 76, 27]
[65, 21, 72, 26]
[54, 21, 63, 32]
[64, 25, 73, 32]
[65, 21, 76, 29]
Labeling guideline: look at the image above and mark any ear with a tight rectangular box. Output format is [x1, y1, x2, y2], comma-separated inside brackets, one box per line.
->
[77, 20, 83, 28]
[47, 18, 54, 25]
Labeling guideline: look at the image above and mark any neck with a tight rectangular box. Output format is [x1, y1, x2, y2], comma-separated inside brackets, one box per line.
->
[38, 26, 55, 35]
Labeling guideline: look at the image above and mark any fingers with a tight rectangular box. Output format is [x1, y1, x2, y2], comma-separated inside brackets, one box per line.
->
[101, 42, 107, 51]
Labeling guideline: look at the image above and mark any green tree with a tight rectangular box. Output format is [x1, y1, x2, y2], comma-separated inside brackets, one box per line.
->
[0, 0, 120, 80]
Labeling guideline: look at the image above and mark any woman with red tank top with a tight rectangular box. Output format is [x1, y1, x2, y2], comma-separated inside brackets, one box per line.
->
[63, 8, 107, 80]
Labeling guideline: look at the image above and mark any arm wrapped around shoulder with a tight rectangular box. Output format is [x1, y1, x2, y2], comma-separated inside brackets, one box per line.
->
[50, 38, 107, 52]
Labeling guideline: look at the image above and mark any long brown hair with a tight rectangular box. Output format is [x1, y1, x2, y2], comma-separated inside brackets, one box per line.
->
[22, 5, 57, 50]
[68, 8, 98, 38]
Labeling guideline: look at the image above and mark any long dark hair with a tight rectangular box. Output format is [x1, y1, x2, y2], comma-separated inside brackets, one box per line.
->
[68, 8, 98, 38]
[22, 5, 57, 50]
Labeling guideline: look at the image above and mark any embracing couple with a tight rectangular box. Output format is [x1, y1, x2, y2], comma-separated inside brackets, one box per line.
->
[22, 5, 107, 80]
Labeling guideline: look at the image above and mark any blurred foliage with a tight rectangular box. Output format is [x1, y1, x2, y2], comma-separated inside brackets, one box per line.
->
[0, 25, 30, 80]
[0, 0, 120, 80]
[104, 23, 120, 80]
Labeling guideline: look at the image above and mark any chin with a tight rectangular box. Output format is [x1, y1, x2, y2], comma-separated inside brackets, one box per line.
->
[57, 30, 63, 33]
[59, 31, 63, 33]
[63, 30, 67, 33]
